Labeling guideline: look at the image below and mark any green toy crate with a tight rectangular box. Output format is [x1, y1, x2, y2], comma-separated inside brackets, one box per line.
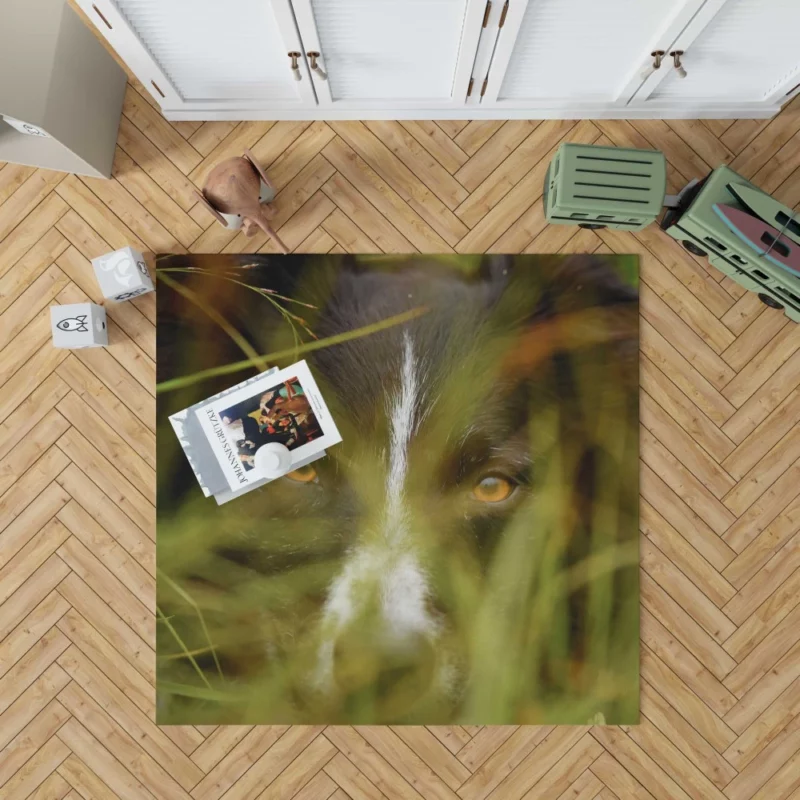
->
[661, 165, 800, 323]
[544, 143, 667, 231]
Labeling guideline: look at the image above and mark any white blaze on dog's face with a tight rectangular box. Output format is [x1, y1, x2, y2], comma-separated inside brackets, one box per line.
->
[288, 264, 548, 718]
[312, 332, 450, 699]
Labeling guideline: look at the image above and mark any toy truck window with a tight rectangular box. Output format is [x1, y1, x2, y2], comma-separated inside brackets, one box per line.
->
[776, 212, 800, 239]
[760, 233, 790, 258]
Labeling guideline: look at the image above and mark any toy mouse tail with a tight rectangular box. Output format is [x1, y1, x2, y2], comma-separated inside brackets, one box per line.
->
[253, 213, 289, 254]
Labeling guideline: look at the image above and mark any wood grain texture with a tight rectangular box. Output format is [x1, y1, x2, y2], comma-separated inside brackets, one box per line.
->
[1, 68, 799, 798]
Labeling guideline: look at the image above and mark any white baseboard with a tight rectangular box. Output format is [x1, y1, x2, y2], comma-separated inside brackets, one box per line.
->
[162, 104, 781, 121]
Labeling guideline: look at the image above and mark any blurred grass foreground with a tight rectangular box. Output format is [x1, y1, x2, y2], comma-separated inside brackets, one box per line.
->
[155, 253, 640, 725]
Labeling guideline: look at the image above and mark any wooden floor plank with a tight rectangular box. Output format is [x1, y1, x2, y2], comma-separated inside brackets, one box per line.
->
[0, 163, 36, 206]
[0, 555, 70, 642]
[327, 125, 464, 248]
[640, 641, 737, 749]
[642, 574, 738, 683]
[58, 681, 191, 800]
[116, 115, 200, 212]
[723, 531, 800, 625]
[190, 727, 290, 800]
[639, 680, 737, 790]
[0, 192, 69, 280]
[729, 96, 800, 179]
[56, 570, 154, 683]
[187, 121, 238, 157]
[0, 592, 70, 682]
[640, 501, 736, 609]
[0, 229, 68, 316]
[667, 119, 735, 171]
[321, 139, 441, 253]
[400, 121, 469, 174]
[0, 169, 65, 243]
[122, 85, 202, 176]
[111, 147, 202, 248]
[364, 120, 469, 210]
[0, 733, 71, 800]
[265, 122, 336, 191]
[453, 121, 539, 193]
[57, 645, 204, 790]
[454, 119, 575, 230]
[2, 71, 800, 800]
[723, 641, 800, 735]
[56, 498, 153, 600]
[0, 446, 70, 533]
[723, 677, 800, 773]
[0, 265, 69, 348]
[0, 670, 70, 759]
[435, 120, 470, 139]
[56, 535, 153, 642]
[55, 174, 147, 253]
[641, 393, 736, 500]
[722, 496, 800, 590]
[0, 517, 72, 605]
[640, 356, 736, 464]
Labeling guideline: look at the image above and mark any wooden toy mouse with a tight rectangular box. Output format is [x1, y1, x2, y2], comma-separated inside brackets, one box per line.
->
[194, 149, 289, 254]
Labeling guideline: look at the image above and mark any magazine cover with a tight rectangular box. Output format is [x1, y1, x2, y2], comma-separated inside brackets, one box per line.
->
[168, 366, 280, 498]
[194, 360, 341, 491]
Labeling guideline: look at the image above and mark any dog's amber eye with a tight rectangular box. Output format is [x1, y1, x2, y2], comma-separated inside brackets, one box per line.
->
[284, 465, 318, 484]
[472, 475, 514, 503]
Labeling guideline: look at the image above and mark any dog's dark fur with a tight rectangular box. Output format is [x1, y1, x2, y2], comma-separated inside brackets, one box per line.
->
[157, 254, 639, 724]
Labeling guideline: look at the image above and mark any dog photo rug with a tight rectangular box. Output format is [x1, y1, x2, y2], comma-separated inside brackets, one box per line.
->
[156, 253, 639, 725]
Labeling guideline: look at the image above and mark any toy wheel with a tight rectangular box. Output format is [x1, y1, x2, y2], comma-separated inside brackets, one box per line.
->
[758, 293, 784, 310]
[682, 240, 707, 257]
[579, 223, 606, 230]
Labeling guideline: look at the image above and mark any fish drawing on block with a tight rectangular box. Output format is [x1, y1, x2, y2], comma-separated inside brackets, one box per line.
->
[713, 204, 800, 277]
[727, 183, 800, 246]
[56, 315, 89, 332]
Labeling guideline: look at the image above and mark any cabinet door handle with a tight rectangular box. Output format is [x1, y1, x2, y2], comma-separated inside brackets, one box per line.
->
[288, 51, 302, 81]
[670, 51, 687, 79]
[640, 51, 665, 81]
[307, 52, 328, 81]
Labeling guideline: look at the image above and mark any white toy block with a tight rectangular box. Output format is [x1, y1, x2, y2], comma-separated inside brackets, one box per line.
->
[50, 303, 108, 349]
[91, 246, 154, 302]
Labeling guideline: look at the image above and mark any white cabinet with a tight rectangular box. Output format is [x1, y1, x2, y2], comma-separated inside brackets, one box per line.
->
[288, 0, 486, 108]
[478, 0, 708, 109]
[75, 0, 800, 120]
[631, 0, 800, 109]
[75, 0, 316, 111]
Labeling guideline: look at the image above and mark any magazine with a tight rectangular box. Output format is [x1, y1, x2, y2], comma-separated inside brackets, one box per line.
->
[193, 360, 341, 493]
[169, 367, 279, 498]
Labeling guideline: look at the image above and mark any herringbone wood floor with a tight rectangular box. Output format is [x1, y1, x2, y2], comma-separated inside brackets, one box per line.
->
[2, 71, 800, 799]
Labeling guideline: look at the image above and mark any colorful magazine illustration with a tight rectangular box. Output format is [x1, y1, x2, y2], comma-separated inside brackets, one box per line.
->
[193, 360, 341, 493]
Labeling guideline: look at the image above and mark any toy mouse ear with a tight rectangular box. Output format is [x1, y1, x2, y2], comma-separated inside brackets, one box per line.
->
[243, 149, 274, 191]
[193, 190, 229, 227]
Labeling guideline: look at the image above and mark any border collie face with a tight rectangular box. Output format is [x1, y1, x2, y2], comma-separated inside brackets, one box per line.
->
[157, 254, 640, 725]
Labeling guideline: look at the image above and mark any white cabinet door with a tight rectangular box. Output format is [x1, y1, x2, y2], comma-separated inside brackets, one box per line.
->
[75, 0, 316, 112]
[289, 0, 487, 108]
[480, 0, 708, 109]
[633, 0, 800, 108]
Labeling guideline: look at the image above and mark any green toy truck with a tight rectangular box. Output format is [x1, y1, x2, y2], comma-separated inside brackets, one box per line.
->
[660, 165, 800, 323]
